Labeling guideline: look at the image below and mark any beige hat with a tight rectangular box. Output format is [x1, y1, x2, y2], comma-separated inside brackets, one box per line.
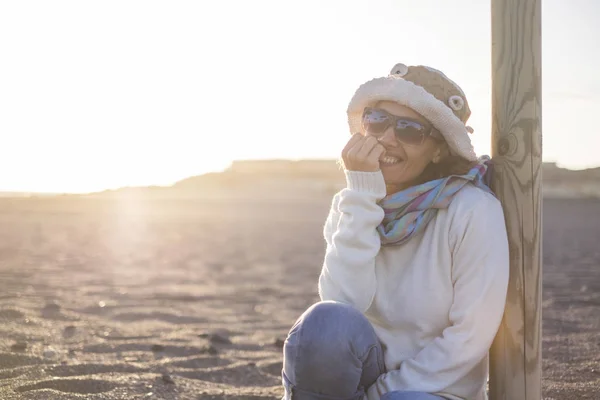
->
[347, 63, 477, 161]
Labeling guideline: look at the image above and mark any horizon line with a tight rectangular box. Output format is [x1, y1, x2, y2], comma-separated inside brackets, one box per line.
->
[2, 157, 599, 195]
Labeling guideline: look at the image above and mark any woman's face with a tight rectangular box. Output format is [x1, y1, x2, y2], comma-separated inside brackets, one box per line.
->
[363, 101, 444, 194]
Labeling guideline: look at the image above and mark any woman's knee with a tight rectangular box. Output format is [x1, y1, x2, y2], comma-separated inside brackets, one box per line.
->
[283, 301, 375, 390]
[295, 301, 367, 338]
[284, 301, 370, 356]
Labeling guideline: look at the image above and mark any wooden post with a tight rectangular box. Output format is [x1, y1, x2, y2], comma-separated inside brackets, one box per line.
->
[489, 0, 542, 399]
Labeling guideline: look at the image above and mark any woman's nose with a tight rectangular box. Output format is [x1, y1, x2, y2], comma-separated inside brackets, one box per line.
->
[377, 126, 398, 147]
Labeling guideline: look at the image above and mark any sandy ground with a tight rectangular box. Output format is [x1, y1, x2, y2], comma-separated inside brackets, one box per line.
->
[0, 195, 598, 399]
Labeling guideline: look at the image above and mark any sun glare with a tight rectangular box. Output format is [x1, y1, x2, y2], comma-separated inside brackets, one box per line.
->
[0, 1, 598, 194]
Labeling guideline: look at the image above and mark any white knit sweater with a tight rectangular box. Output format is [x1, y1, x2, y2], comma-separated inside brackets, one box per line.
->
[318, 170, 509, 400]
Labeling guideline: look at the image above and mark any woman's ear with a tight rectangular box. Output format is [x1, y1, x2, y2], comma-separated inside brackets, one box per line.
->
[432, 143, 449, 164]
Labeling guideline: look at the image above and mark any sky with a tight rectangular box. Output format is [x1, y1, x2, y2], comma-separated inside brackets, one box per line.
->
[1, 0, 599, 193]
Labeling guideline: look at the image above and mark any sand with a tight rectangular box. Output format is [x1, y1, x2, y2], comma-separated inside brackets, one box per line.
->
[0, 195, 598, 399]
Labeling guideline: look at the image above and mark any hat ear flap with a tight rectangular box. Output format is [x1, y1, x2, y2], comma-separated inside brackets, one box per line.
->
[448, 95, 465, 111]
[390, 63, 409, 77]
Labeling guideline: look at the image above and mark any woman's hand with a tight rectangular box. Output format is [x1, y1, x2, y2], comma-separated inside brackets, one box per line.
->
[341, 133, 385, 172]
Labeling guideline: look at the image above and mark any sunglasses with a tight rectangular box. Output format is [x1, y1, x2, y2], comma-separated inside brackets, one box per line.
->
[361, 107, 443, 145]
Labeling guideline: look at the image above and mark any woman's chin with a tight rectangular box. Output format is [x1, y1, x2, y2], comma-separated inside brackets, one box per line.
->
[379, 160, 405, 175]
[380, 162, 411, 190]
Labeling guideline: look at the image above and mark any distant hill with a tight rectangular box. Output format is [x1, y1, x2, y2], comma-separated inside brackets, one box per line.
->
[180, 160, 599, 196]
[5, 159, 600, 199]
[540, 162, 600, 198]
[173, 159, 344, 189]
[89, 159, 600, 200]
[543, 162, 600, 182]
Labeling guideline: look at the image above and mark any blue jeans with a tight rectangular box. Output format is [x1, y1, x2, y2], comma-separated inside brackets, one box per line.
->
[282, 301, 444, 400]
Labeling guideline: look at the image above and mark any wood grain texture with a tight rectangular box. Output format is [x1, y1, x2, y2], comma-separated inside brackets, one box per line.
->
[489, 0, 542, 399]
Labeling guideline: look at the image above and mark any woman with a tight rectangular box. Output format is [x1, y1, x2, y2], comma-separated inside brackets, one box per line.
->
[281, 63, 510, 400]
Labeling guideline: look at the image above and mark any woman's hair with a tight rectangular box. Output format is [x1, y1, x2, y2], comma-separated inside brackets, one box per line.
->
[414, 147, 477, 185]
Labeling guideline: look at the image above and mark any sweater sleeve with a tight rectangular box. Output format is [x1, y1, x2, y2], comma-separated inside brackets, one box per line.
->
[366, 194, 510, 398]
[317, 169, 387, 313]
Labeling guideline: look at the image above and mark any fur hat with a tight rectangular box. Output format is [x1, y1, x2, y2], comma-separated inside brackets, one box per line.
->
[347, 63, 477, 161]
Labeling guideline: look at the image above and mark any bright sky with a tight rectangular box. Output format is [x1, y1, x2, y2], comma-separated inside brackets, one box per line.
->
[1, 0, 599, 193]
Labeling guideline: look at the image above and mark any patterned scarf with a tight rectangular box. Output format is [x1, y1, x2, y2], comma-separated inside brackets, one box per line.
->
[377, 155, 495, 246]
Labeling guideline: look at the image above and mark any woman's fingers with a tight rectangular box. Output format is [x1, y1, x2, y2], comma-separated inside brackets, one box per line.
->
[356, 136, 379, 159]
[341, 134, 385, 172]
[368, 143, 386, 164]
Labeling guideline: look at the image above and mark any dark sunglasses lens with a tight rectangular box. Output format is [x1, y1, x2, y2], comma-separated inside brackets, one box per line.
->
[395, 120, 426, 144]
[362, 109, 389, 133]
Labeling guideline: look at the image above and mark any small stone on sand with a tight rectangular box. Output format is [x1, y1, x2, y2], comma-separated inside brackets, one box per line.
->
[208, 333, 232, 344]
[63, 325, 77, 338]
[150, 344, 165, 352]
[11, 341, 27, 352]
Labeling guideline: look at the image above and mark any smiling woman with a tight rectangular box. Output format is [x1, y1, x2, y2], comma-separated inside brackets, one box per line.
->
[361, 102, 478, 189]
[281, 63, 509, 400]
[361, 101, 449, 194]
